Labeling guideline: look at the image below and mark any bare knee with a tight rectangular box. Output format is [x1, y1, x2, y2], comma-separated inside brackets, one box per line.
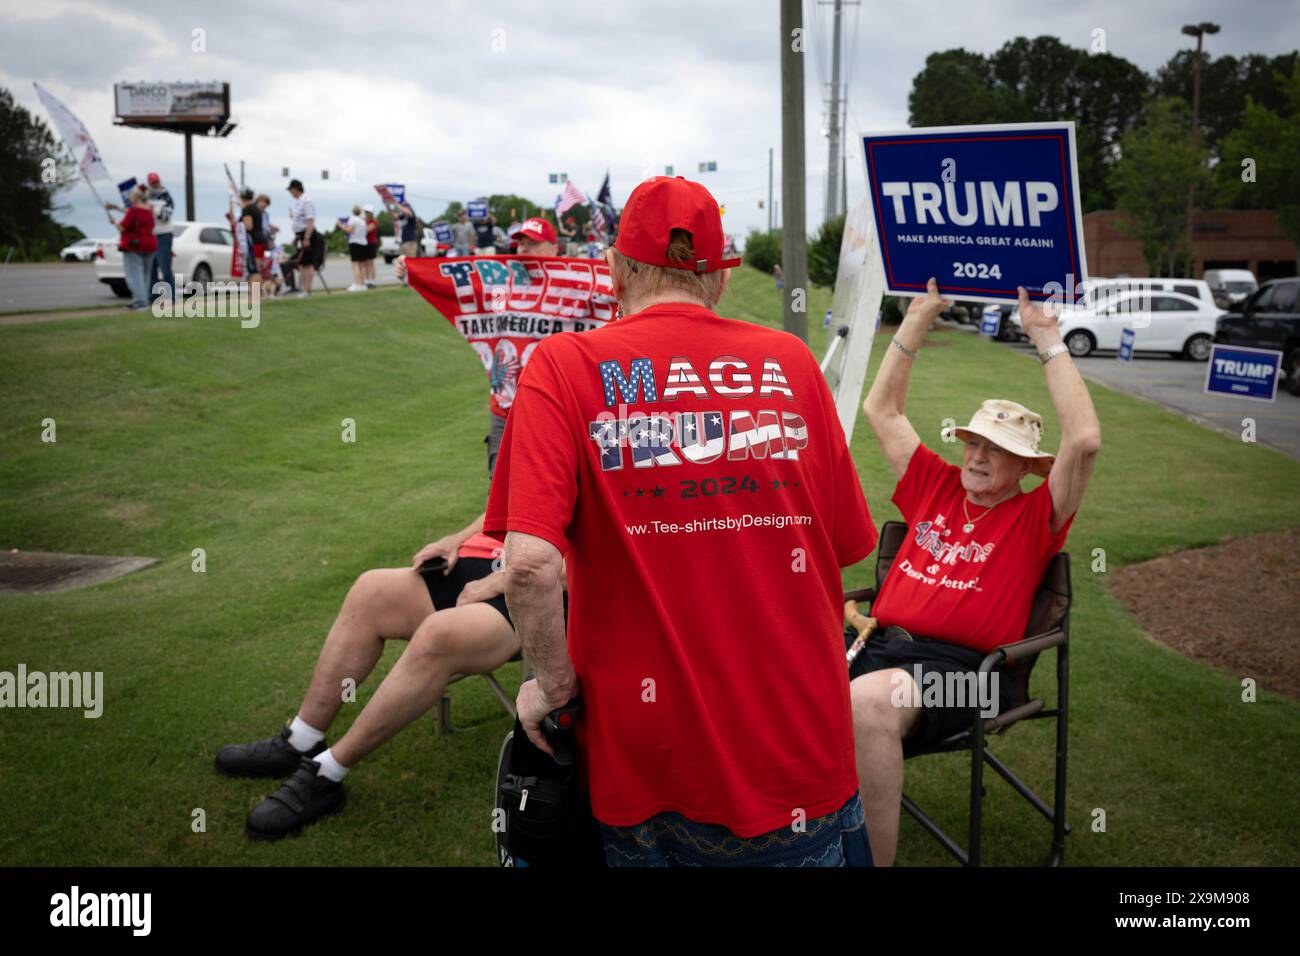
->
[343, 568, 428, 636]
[346, 569, 391, 613]
[851, 671, 916, 741]
[404, 614, 469, 669]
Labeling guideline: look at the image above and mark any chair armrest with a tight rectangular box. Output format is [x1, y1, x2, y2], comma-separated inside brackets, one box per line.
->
[843, 587, 876, 604]
[998, 627, 1065, 664]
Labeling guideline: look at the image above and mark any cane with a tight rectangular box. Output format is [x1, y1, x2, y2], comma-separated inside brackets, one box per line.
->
[844, 600, 878, 667]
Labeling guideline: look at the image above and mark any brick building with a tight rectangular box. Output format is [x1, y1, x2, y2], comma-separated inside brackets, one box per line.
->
[1082, 210, 1298, 281]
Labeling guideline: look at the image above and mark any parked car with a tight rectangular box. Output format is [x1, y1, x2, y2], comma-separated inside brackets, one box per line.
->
[94, 221, 235, 298]
[1055, 290, 1221, 360]
[1213, 277, 1300, 396]
[1203, 268, 1258, 308]
[1081, 276, 1216, 310]
[1005, 278, 1217, 342]
[381, 229, 444, 263]
[60, 237, 110, 262]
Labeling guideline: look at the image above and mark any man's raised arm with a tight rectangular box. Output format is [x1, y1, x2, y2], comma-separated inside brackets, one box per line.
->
[862, 277, 950, 480]
[1019, 287, 1102, 534]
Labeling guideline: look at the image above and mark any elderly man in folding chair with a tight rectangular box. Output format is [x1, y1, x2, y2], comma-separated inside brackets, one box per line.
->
[852, 278, 1101, 865]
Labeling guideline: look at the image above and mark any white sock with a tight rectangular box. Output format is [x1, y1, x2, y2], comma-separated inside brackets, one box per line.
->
[312, 747, 350, 782]
[287, 715, 325, 753]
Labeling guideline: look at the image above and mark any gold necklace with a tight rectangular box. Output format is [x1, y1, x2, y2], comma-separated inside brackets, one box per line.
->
[962, 497, 998, 533]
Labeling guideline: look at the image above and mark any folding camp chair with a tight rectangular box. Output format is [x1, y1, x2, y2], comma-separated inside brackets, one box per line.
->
[435, 654, 530, 735]
[845, 520, 1072, 866]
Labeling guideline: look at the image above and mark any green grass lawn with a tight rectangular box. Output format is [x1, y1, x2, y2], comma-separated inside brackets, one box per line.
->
[1, 266, 1297, 866]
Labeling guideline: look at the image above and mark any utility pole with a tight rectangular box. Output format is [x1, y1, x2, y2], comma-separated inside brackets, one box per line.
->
[824, 0, 843, 222]
[767, 146, 774, 233]
[780, 0, 808, 343]
[1181, 21, 1219, 276]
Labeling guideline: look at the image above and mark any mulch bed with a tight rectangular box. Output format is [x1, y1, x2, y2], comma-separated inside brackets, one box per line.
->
[1110, 528, 1300, 700]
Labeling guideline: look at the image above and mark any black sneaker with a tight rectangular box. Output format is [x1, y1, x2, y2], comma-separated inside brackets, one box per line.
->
[214, 725, 326, 778]
[245, 757, 347, 841]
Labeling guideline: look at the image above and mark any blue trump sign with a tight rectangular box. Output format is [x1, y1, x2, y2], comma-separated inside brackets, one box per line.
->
[1118, 327, 1135, 363]
[467, 200, 489, 220]
[979, 308, 1000, 336]
[859, 122, 1088, 306]
[431, 220, 453, 243]
[1204, 344, 1281, 402]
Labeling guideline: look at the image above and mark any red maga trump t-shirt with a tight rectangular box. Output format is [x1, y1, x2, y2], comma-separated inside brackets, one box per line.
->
[484, 302, 876, 837]
[870, 444, 1073, 654]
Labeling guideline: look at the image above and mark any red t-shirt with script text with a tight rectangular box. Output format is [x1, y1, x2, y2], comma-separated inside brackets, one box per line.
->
[870, 444, 1073, 654]
[484, 302, 876, 837]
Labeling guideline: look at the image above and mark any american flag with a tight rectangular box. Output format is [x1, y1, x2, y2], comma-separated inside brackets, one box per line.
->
[556, 180, 586, 215]
[589, 196, 607, 236]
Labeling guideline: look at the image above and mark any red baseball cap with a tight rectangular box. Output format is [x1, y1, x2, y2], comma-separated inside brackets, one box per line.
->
[615, 176, 741, 274]
[515, 217, 557, 244]
[146, 172, 161, 184]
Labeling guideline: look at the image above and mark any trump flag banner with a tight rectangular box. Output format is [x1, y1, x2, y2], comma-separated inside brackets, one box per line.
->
[405, 255, 616, 416]
[374, 183, 405, 207]
[859, 122, 1088, 305]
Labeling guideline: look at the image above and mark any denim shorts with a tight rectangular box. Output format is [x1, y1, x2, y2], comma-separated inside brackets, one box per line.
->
[599, 792, 872, 867]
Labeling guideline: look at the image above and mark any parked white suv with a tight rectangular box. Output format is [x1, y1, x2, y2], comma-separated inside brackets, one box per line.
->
[95, 221, 236, 298]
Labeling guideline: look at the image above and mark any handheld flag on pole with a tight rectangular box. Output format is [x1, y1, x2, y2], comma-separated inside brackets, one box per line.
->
[556, 180, 585, 216]
[33, 82, 116, 222]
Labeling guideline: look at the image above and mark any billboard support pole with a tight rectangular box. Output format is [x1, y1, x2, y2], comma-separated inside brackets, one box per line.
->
[184, 131, 195, 221]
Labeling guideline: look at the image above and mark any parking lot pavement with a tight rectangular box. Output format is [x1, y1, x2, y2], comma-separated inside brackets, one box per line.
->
[974, 326, 1300, 461]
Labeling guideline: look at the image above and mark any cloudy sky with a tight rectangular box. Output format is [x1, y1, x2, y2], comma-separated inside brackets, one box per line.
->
[3, 0, 1296, 242]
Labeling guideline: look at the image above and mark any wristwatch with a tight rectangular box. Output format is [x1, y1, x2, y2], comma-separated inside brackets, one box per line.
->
[1038, 343, 1069, 364]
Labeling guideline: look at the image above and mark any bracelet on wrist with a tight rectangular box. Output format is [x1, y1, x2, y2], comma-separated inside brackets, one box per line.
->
[891, 336, 917, 359]
[1038, 343, 1069, 365]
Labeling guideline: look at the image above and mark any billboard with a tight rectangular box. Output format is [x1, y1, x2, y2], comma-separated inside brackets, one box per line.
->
[114, 82, 230, 126]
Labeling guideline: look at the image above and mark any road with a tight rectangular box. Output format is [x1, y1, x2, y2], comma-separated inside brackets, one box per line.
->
[0, 257, 403, 314]
[981, 327, 1300, 461]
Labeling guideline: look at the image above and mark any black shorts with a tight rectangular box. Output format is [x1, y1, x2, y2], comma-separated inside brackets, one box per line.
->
[418, 557, 570, 629]
[365, 243, 377, 261]
[349, 244, 367, 262]
[419, 557, 511, 626]
[296, 231, 325, 268]
[849, 628, 1013, 747]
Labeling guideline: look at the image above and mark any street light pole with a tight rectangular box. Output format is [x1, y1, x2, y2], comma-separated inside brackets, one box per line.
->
[1181, 21, 1219, 277]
